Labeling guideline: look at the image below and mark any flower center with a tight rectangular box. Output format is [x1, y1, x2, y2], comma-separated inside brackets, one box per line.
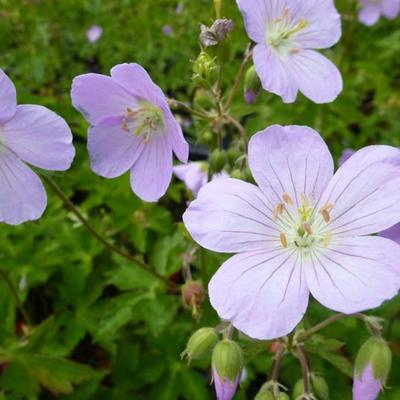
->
[273, 193, 334, 254]
[266, 8, 308, 55]
[121, 101, 164, 143]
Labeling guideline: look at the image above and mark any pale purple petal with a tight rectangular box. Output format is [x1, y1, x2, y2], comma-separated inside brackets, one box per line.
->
[253, 44, 298, 103]
[209, 250, 309, 339]
[130, 134, 173, 202]
[173, 162, 207, 196]
[0, 68, 17, 124]
[213, 368, 239, 400]
[353, 364, 383, 400]
[110, 63, 167, 107]
[2, 105, 74, 171]
[164, 110, 189, 163]
[0, 148, 46, 225]
[248, 125, 334, 208]
[382, 0, 400, 19]
[306, 236, 400, 314]
[338, 148, 355, 167]
[319, 146, 400, 237]
[359, 4, 381, 26]
[183, 178, 280, 253]
[88, 125, 144, 178]
[86, 25, 103, 43]
[71, 73, 136, 126]
[236, 0, 270, 43]
[289, 50, 343, 104]
[380, 223, 400, 245]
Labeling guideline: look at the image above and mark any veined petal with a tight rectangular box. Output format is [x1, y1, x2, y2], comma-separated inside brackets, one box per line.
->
[0, 68, 17, 124]
[0, 148, 46, 225]
[209, 250, 309, 340]
[88, 125, 144, 178]
[359, 4, 381, 26]
[130, 134, 173, 202]
[183, 178, 280, 253]
[164, 108, 189, 163]
[173, 162, 207, 197]
[382, 0, 400, 19]
[2, 105, 75, 171]
[306, 236, 400, 314]
[253, 44, 298, 103]
[289, 50, 343, 104]
[353, 364, 383, 400]
[71, 73, 136, 126]
[319, 146, 400, 237]
[249, 125, 333, 208]
[380, 223, 400, 245]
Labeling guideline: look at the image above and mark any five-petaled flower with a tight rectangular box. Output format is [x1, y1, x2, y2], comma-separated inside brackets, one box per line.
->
[0, 69, 75, 225]
[71, 63, 189, 202]
[236, 0, 343, 104]
[184, 124, 400, 340]
[359, 0, 400, 26]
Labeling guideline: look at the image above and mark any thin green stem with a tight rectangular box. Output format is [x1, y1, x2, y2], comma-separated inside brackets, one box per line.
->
[224, 114, 249, 153]
[299, 313, 347, 340]
[43, 176, 179, 291]
[0, 270, 32, 326]
[168, 98, 213, 119]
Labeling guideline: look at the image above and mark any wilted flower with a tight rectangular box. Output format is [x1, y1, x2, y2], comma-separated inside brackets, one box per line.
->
[184, 124, 400, 339]
[0, 69, 75, 225]
[359, 0, 400, 26]
[338, 148, 355, 166]
[236, 0, 342, 103]
[200, 19, 234, 47]
[86, 24, 103, 43]
[71, 63, 189, 202]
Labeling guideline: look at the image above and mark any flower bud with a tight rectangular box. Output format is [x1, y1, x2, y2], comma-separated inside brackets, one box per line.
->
[210, 149, 227, 173]
[244, 66, 262, 104]
[192, 51, 218, 88]
[293, 379, 304, 399]
[254, 390, 274, 400]
[310, 374, 329, 400]
[193, 88, 216, 111]
[212, 339, 243, 400]
[181, 327, 218, 362]
[181, 280, 205, 317]
[276, 393, 289, 400]
[353, 337, 392, 400]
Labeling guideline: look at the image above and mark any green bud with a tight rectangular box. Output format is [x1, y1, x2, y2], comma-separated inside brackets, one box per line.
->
[254, 390, 274, 400]
[230, 169, 243, 180]
[181, 327, 218, 362]
[199, 129, 214, 145]
[227, 147, 241, 165]
[293, 379, 304, 399]
[355, 337, 392, 383]
[276, 392, 290, 400]
[244, 66, 262, 104]
[210, 149, 227, 173]
[192, 51, 218, 88]
[310, 375, 329, 400]
[212, 339, 243, 382]
[193, 89, 216, 111]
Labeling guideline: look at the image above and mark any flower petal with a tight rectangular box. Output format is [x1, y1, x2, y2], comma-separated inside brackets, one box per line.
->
[2, 105, 75, 171]
[88, 125, 144, 178]
[183, 178, 280, 253]
[249, 125, 333, 208]
[319, 146, 400, 236]
[253, 44, 298, 103]
[110, 63, 167, 107]
[382, 0, 400, 19]
[353, 364, 383, 400]
[71, 73, 136, 125]
[0, 148, 46, 225]
[306, 236, 400, 314]
[209, 250, 309, 340]
[164, 109, 189, 163]
[380, 223, 400, 245]
[130, 134, 172, 202]
[359, 4, 381, 26]
[0, 68, 17, 123]
[173, 162, 207, 196]
[289, 50, 343, 104]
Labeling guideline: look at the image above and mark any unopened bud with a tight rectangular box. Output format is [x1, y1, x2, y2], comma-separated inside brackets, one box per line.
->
[244, 66, 262, 104]
[193, 88, 216, 111]
[276, 392, 289, 400]
[200, 19, 234, 47]
[193, 51, 218, 88]
[293, 379, 305, 398]
[181, 280, 205, 317]
[310, 374, 329, 400]
[254, 390, 274, 400]
[210, 149, 227, 173]
[181, 327, 218, 362]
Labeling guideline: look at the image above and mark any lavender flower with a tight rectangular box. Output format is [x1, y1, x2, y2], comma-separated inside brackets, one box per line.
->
[339, 148, 355, 166]
[0, 69, 75, 225]
[353, 364, 383, 400]
[162, 25, 173, 37]
[213, 369, 239, 400]
[236, 0, 343, 103]
[359, 0, 400, 26]
[71, 63, 189, 202]
[86, 25, 103, 43]
[173, 162, 228, 197]
[183, 125, 400, 339]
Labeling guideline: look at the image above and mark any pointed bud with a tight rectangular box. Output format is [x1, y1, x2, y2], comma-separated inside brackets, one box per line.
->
[353, 337, 392, 400]
[181, 280, 205, 317]
[181, 327, 218, 362]
[210, 149, 227, 173]
[192, 51, 218, 88]
[310, 374, 329, 400]
[212, 340, 243, 400]
[244, 66, 261, 104]
[276, 393, 289, 400]
[293, 379, 305, 399]
[193, 88, 216, 111]
[254, 389, 274, 400]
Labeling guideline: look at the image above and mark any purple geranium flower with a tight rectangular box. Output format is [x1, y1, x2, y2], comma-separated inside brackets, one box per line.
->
[86, 25, 103, 43]
[162, 25, 173, 37]
[359, 0, 400, 26]
[353, 364, 383, 400]
[0, 69, 75, 225]
[183, 125, 400, 339]
[236, 0, 343, 103]
[71, 63, 189, 202]
[213, 368, 239, 400]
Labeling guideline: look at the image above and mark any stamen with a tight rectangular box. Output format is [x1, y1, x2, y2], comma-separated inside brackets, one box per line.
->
[282, 193, 294, 206]
[320, 204, 335, 223]
[300, 193, 308, 207]
[280, 233, 288, 248]
[323, 233, 332, 248]
[302, 222, 313, 235]
[273, 203, 285, 221]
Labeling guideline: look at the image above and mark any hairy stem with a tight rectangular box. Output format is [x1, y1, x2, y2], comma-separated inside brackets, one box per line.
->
[270, 345, 285, 382]
[297, 345, 311, 394]
[43, 176, 179, 291]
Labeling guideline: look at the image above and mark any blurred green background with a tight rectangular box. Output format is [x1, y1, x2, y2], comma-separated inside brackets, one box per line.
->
[0, 0, 400, 399]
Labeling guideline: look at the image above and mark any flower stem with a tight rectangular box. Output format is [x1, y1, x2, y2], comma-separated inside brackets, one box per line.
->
[43, 176, 179, 291]
[0, 270, 32, 326]
[296, 345, 311, 394]
[168, 98, 212, 119]
[270, 345, 285, 382]
[298, 313, 347, 340]
[224, 114, 249, 153]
